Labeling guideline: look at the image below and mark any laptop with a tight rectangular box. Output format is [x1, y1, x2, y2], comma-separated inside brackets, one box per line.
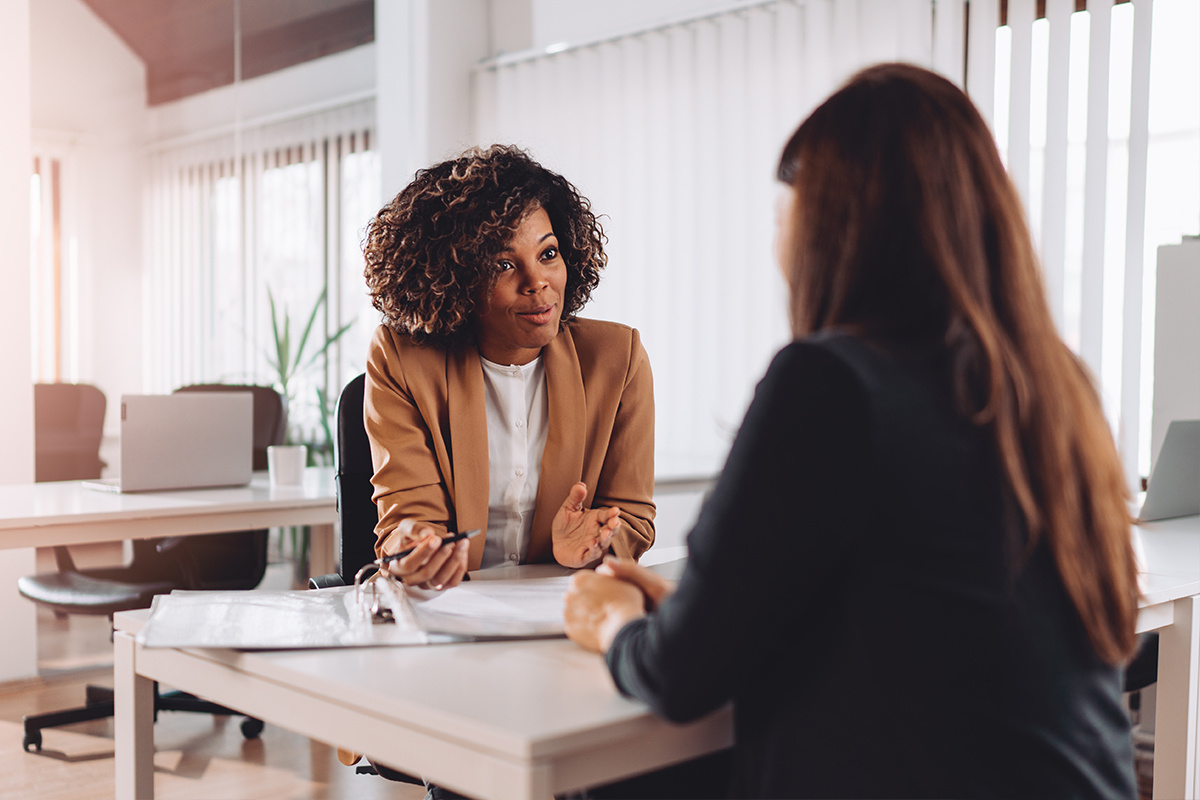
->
[83, 393, 254, 493]
[1138, 419, 1200, 522]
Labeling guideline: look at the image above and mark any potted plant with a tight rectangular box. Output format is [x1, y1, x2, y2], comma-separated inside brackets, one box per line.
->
[266, 286, 353, 581]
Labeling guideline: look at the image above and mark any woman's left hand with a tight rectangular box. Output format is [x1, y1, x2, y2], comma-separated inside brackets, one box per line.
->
[552, 482, 620, 568]
[564, 568, 647, 654]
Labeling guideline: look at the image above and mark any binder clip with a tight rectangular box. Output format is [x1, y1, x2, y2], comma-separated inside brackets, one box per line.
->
[353, 563, 402, 624]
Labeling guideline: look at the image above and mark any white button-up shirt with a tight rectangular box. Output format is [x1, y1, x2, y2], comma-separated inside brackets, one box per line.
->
[479, 355, 549, 569]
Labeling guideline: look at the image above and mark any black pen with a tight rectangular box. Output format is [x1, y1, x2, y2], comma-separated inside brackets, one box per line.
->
[378, 529, 482, 565]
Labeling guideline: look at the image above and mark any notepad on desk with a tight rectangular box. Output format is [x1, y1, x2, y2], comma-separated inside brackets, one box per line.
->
[137, 576, 571, 650]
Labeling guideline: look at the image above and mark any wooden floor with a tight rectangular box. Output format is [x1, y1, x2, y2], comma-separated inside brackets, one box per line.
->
[0, 563, 426, 799]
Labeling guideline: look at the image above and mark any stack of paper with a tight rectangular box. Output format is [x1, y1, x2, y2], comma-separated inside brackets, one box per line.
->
[137, 576, 571, 650]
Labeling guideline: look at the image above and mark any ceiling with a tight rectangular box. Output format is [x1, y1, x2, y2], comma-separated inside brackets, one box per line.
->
[81, 0, 375, 106]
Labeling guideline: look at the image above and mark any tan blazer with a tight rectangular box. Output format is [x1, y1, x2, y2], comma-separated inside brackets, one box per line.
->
[364, 317, 655, 569]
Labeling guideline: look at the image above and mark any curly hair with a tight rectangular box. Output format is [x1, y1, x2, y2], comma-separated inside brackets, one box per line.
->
[363, 145, 606, 347]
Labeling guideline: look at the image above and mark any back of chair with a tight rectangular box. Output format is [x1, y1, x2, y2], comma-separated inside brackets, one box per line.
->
[33, 383, 106, 482]
[335, 373, 380, 583]
[166, 383, 287, 589]
[175, 384, 287, 471]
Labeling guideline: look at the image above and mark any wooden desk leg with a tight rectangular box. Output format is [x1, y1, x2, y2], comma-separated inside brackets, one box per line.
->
[308, 522, 336, 579]
[1155, 595, 1200, 800]
[114, 631, 155, 800]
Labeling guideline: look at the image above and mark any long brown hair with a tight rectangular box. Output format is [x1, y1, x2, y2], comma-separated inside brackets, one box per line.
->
[777, 63, 1138, 664]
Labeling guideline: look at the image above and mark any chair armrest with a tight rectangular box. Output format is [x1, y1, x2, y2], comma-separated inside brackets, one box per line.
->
[308, 573, 346, 589]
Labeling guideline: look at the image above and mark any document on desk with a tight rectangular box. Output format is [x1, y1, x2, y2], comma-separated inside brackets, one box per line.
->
[137, 576, 570, 649]
[404, 576, 569, 638]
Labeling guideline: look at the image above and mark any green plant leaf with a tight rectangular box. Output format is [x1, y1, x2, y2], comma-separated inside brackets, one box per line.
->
[299, 318, 354, 374]
[291, 287, 327, 380]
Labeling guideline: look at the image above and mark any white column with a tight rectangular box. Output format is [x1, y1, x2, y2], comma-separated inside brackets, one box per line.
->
[0, 0, 38, 683]
[375, 0, 491, 197]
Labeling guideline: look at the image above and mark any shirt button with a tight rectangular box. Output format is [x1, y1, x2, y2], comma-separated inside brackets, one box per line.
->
[515, 419, 524, 428]
[509, 553, 519, 562]
[511, 367, 520, 376]
[515, 467, 524, 477]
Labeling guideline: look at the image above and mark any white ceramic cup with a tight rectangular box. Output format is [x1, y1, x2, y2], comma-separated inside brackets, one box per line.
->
[267, 445, 307, 486]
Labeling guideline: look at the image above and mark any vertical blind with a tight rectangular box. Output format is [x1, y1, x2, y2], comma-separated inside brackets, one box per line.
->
[473, 0, 952, 477]
[472, 0, 1183, 488]
[985, 0, 1165, 485]
[146, 99, 380, 446]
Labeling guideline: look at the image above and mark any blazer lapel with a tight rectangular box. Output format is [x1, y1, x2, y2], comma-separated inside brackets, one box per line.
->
[529, 326, 587, 563]
[447, 346, 490, 568]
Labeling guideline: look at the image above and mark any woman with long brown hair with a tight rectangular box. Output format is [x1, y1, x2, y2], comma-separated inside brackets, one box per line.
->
[565, 63, 1139, 799]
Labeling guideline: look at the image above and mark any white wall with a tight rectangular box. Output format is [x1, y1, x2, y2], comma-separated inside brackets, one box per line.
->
[30, 0, 146, 443]
[376, 0, 491, 196]
[1, 0, 39, 682]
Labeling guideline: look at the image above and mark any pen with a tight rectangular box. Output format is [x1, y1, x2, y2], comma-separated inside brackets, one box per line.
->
[378, 528, 482, 565]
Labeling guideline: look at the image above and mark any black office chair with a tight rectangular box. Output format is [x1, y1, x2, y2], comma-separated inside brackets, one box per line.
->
[17, 384, 285, 752]
[308, 374, 423, 786]
[310, 372, 381, 588]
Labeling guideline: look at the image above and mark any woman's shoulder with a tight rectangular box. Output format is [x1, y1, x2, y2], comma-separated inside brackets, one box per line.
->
[565, 317, 638, 345]
[369, 324, 453, 373]
[558, 318, 649, 382]
[563, 318, 645, 360]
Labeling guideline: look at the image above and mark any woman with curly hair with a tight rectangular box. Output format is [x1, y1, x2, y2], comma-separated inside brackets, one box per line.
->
[361, 145, 654, 591]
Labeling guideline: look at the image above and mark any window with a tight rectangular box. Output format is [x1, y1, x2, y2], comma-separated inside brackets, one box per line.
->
[146, 100, 380, 457]
[30, 153, 79, 383]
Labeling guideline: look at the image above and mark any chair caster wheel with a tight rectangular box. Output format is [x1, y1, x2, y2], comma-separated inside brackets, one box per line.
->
[240, 717, 264, 739]
[23, 730, 42, 752]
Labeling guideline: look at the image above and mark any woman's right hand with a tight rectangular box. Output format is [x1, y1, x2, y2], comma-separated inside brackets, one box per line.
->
[596, 556, 676, 610]
[380, 519, 470, 590]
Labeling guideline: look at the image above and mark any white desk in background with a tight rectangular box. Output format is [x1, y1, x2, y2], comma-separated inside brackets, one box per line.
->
[112, 518, 1200, 800]
[1134, 514, 1200, 800]
[0, 467, 337, 683]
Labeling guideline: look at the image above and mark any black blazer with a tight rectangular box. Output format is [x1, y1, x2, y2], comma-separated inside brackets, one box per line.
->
[606, 331, 1136, 799]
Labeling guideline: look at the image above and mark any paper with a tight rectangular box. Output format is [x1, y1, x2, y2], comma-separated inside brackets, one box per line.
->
[404, 577, 570, 638]
[137, 575, 570, 649]
[138, 587, 451, 649]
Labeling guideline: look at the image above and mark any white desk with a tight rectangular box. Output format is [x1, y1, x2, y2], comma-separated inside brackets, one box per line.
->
[1134, 515, 1200, 800]
[0, 468, 337, 682]
[110, 516, 1200, 800]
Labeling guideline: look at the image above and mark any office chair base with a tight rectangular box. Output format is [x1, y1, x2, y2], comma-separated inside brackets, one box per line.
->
[22, 683, 265, 752]
[355, 762, 425, 785]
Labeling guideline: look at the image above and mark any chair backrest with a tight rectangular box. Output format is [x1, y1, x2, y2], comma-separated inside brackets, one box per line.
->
[174, 384, 287, 471]
[164, 383, 287, 589]
[335, 373, 379, 583]
[33, 383, 107, 482]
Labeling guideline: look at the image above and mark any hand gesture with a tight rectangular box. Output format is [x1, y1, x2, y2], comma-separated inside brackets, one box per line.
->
[595, 556, 676, 610]
[552, 482, 620, 568]
[380, 518, 470, 590]
[564, 568, 647, 653]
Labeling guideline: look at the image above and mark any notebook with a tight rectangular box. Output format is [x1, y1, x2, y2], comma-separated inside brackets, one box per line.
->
[1138, 419, 1200, 522]
[83, 393, 254, 493]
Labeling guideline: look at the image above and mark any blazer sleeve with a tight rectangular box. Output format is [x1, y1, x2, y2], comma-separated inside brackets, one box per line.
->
[594, 328, 656, 561]
[604, 341, 874, 721]
[364, 326, 454, 557]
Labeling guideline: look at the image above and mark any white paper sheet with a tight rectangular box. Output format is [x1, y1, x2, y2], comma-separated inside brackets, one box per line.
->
[137, 586, 453, 649]
[137, 575, 570, 649]
[404, 577, 570, 638]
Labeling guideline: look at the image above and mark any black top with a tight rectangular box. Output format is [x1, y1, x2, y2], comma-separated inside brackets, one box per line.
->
[606, 332, 1136, 799]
